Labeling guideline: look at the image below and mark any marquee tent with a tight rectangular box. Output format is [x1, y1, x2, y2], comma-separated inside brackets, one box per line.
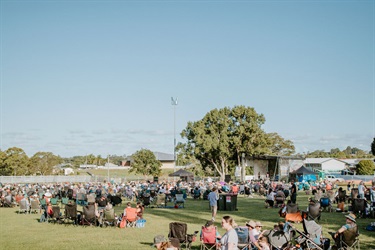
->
[289, 166, 317, 182]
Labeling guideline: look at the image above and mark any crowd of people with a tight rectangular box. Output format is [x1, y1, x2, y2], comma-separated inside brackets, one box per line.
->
[1, 177, 374, 250]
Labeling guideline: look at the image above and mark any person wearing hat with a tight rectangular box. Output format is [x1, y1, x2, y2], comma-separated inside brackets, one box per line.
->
[331, 213, 357, 247]
[245, 220, 261, 249]
[152, 235, 167, 249]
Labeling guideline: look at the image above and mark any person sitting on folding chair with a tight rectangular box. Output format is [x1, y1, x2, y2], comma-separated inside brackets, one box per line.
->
[124, 202, 138, 227]
[200, 220, 221, 250]
[245, 220, 261, 249]
[330, 213, 358, 249]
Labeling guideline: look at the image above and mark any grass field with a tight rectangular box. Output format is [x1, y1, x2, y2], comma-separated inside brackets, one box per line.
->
[1, 192, 374, 249]
[79, 168, 180, 182]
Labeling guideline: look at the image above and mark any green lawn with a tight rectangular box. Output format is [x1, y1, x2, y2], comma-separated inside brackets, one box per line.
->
[78, 168, 177, 181]
[1, 192, 374, 249]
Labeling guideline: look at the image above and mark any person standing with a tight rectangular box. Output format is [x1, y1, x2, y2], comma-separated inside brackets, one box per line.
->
[220, 215, 238, 250]
[290, 179, 297, 204]
[208, 187, 219, 221]
[358, 181, 365, 199]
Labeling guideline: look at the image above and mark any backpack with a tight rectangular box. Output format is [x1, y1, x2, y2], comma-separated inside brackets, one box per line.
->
[119, 217, 126, 228]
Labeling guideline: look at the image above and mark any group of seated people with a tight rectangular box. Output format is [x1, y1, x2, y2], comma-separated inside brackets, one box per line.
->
[265, 188, 287, 208]
[153, 218, 271, 250]
[117, 202, 144, 228]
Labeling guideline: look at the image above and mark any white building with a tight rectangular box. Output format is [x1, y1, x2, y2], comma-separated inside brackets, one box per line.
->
[304, 158, 346, 173]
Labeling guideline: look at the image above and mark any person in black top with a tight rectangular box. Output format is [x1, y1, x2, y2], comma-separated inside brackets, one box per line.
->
[290, 179, 297, 204]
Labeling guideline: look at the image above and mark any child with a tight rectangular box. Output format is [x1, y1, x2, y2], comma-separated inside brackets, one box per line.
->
[258, 236, 270, 250]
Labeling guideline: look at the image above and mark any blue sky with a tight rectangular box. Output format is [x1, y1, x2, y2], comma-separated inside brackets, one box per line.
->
[1, 0, 374, 158]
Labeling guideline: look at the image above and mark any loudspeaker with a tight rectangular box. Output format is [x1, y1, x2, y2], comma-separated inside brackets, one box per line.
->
[225, 175, 231, 183]
[153, 176, 159, 183]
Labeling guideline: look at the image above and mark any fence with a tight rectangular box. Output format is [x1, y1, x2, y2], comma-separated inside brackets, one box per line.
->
[0, 175, 92, 184]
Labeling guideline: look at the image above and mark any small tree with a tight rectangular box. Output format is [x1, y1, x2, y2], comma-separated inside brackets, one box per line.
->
[129, 149, 162, 177]
[356, 160, 375, 175]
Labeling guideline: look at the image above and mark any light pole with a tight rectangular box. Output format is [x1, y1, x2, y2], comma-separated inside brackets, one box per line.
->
[171, 97, 178, 175]
[107, 155, 109, 183]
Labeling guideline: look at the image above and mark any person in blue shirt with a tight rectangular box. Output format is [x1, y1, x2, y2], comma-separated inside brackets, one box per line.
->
[208, 187, 219, 221]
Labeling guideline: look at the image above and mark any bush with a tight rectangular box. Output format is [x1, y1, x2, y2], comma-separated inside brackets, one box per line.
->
[356, 160, 375, 175]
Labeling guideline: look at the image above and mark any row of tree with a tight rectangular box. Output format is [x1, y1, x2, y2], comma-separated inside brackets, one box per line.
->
[1, 106, 374, 178]
[0, 148, 126, 176]
[304, 146, 372, 158]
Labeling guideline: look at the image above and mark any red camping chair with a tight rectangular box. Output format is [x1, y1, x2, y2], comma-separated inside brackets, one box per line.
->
[200, 226, 219, 250]
[124, 207, 138, 227]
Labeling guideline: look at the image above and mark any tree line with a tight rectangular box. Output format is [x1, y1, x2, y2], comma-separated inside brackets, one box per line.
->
[1, 106, 374, 178]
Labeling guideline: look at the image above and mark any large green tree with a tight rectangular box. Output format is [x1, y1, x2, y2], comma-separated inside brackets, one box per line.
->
[266, 132, 295, 156]
[356, 160, 375, 175]
[176, 142, 205, 176]
[181, 106, 277, 180]
[28, 152, 62, 175]
[1, 147, 29, 175]
[129, 149, 162, 177]
[371, 138, 375, 156]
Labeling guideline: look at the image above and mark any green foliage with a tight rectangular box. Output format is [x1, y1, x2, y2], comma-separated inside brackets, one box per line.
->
[306, 146, 373, 158]
[266, 132, 295, 156]
[129, 149, 162, 176]
[356, 160, 375, 175]
[245, 166, 254, 175]
[0, 147, 29, 175]
[181, 106, 277, 180]
[28, 152, 62, 175]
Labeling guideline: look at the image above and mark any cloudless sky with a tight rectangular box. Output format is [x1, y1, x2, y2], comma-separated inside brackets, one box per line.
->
[1, 0, 374, 158]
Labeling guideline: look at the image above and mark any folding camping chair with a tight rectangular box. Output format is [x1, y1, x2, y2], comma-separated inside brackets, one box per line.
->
[124, 207, 138, 227]
[142, 194, 151, 207]
[18, 199, 29, 214]
[64, 202, 78, 225]
[156, 193, 166, 208]
[175, 194, 185, 208]
[267, 223, 294, 250]
[102, 207, 116, 227]
[235, 226, 252, 250]
[169, 222, 197, 250]
[285, 203, 303, 223]
[30, 200, 40, 214]
[50, 197, 59, 206]
[333, 225, 360, 250]
[294, 219, 324, 250]
[320, 197, 333, 212]
[200, 225, 219, 250]
[307, 201, 321, 222]
[50, 206, 62, 224]
[81, 204, 96, 226]
[352, 199, 366, 218]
